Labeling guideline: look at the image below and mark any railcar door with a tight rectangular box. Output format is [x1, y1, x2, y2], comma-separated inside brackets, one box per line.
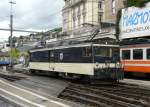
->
[49, 50, 55, 71]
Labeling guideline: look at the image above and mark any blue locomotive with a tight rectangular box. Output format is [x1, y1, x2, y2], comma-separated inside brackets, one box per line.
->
[29, 42, 123, 81]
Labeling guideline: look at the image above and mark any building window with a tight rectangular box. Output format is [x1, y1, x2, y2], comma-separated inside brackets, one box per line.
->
[73, 19, 75, 28]
[147, 49, 150, 59]
[122, 50, 130, 60]
[98, 1, 102, 9]
[112, 0, 116, 14]
[83, 3, 86, 11]
[133, 49, 143, 60]
[83, 16, 86, 23]
[73, 8, 76, 20]
[82, 3, 86, 16]
[73, 8, 76, 28]
[77, 5, 81, 17]
[78, 17, 80, 26]
[98, 13, 102, 24]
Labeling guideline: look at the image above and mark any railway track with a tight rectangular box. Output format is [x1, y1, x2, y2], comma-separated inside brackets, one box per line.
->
[0, 73, 26, 82]
[0, 72, 150, 107]
[58, 82, 150, 107]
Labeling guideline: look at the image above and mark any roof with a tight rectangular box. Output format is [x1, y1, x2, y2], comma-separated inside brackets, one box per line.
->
[30, 43, 119, 53]
[17, 45, 34, 52]
[120, 38, 150, 46]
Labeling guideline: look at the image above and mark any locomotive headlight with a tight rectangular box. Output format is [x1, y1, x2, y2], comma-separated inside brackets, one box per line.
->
[116, 62, 120, 68]
[96, 62, 99, 67]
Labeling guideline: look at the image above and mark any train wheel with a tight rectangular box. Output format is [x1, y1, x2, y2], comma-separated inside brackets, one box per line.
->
[28, 69, 35, 75]
[79, 75, 92, 83]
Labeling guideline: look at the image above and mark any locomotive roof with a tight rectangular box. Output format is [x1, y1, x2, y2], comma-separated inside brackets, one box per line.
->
[120, 38, 150, 46]
[30, 43, 119, 53]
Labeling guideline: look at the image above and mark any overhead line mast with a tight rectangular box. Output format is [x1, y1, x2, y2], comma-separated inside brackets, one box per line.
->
[9, 0, 16, 68]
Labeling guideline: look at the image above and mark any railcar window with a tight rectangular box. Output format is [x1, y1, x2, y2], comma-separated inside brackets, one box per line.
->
[147, 49, 150, 59]
[122, 50, 130, 60]
[95, 47, 109, 57]
[133, 49, 143, 60]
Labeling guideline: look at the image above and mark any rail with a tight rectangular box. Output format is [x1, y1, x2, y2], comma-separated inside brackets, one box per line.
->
[59, 82, 150, 107]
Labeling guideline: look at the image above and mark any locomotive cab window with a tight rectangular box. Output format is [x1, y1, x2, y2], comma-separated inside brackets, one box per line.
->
[83, 47, 92, 57]
[95, 47, 110, 57]
[122, 50, 130, 60]
[133, 49, 143, 60]
[147, 49, 150, 59]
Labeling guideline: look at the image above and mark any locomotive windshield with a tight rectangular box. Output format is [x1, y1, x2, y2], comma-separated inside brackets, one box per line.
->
[95, 47, 119, 57]
[95, 47, 110, 57]
[94, 46, 119, 63]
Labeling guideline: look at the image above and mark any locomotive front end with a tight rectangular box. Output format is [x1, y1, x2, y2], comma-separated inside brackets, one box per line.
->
[93, 45, 124, 80]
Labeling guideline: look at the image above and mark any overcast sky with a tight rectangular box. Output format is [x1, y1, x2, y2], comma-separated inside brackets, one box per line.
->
[0, 0, 64, 42]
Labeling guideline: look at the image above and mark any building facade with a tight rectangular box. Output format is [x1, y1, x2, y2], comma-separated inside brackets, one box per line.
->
[62, 0, 125, 38]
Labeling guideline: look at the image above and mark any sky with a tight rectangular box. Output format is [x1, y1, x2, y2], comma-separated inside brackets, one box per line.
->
[0, 0, 64, 42]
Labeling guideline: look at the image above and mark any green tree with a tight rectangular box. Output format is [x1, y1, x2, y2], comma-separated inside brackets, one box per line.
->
[126, 0, 149, 7]
[9, 48, 20, 58]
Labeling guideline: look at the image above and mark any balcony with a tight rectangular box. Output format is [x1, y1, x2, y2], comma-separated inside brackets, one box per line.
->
[98, 8, 104, 13]
[64, 0, 85, 8]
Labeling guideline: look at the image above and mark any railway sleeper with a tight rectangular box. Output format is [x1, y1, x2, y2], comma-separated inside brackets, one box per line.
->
[0, 76, 19, 82]
[70, 84, 150, 103]
[101, 90, 150, 102]
[62, 88, 139, 107]
[67, 86, 150, 107]
[88, 84, 150, 95]
[72, 83, 150, 94]
[59, 92, 111, 107]
[0, 73, 25, 82]
[72, 84, 150, 98]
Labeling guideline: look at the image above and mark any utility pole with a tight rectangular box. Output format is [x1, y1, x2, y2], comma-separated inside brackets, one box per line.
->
[9, 0, 16, 68]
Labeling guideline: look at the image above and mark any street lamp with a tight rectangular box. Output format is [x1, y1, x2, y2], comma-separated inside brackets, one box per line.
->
[9, 0, 16, 68]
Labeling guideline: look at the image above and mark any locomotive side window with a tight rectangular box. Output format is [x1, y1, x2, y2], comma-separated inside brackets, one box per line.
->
[50, 51, 55, 62]
[30, 51, 49, 62]
[133, 49, 143, 60]
[147, 49, 150, 59]
[122, 50, 130, 60]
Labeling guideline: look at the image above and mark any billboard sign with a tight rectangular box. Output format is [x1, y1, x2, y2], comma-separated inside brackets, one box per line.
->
[120, 6, 150, 39]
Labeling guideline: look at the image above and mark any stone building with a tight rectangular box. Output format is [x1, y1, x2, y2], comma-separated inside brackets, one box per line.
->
[62, 0, 125, 40]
